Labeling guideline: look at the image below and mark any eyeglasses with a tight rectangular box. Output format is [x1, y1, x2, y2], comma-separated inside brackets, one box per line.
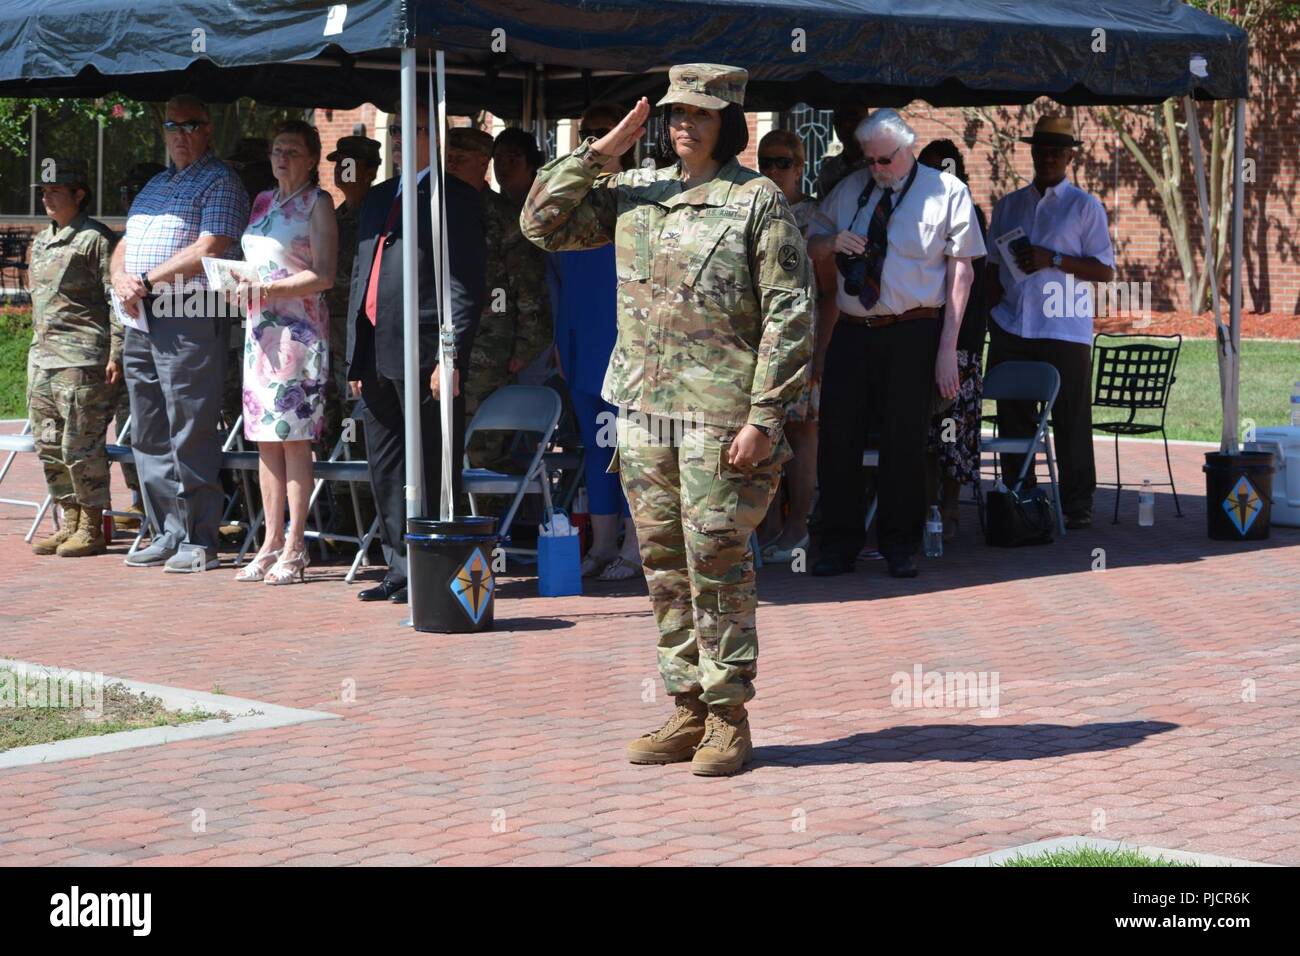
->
[388, 125, 429, 137]
[758, 155, 795, 171]
[578, 127, 611, 140]
[162, 119, 208, 134]
[862, 145, 901, 167]
[270, 147, 307, 160]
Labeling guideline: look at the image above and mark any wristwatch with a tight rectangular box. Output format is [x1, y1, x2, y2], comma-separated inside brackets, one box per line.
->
[751, 424, 773, 439]
[1051, 251, 1064, 269]
[139, 272, 153, 294]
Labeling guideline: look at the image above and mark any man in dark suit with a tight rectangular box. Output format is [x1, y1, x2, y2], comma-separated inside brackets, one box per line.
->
[346, 102, 487, 604]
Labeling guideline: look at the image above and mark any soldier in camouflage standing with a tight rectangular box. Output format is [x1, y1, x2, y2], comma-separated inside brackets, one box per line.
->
[465, 128, 553, 420]
[26, 159, 121, 558]
[108, 161, 165, 532]
[522, 66, 813, 776]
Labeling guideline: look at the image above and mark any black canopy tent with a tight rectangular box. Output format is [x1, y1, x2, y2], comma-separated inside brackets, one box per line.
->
[0, 1, 1251, 606]
[0, 1, 1249, 111]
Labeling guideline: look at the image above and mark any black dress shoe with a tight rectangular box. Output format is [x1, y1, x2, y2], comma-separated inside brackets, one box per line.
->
[886, 556, 918, 578]
[388, 586, 408, 604]
[358, 580, 405, 602]
[1065, 511, 1093, 530]
[811, 555, 855, 577]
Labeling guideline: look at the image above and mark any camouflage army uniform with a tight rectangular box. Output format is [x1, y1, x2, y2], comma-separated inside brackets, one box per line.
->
[27, 213, 121, 512]
[321, 197, 361, 454]
[466, 189, 553, 417]
[522, 136, 813, 707]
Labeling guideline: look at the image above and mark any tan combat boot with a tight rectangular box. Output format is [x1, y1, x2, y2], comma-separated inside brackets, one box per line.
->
[114, 502, 145, 532]
[32, 503, 80, 555]
[627, 693, 708, 764]
[691, 704, 753, 777]
[57, 506, 107, 557]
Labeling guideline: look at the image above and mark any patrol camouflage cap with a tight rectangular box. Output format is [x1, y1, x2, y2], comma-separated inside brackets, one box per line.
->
[32, 157, 90, 189]
[326, 134, 382, 165]
[656, 64, 748, 110]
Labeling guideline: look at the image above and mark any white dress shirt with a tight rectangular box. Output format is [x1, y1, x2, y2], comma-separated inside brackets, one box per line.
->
[809, 161, 986, 317]
[986, 178, 1115, 345]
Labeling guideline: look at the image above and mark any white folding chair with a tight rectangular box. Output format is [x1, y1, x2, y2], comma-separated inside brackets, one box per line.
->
[0, 419, 58, 542]
[462, 385, 563, 556]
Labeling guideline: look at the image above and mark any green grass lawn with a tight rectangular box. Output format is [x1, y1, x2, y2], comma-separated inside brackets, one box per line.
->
[0, 666, 218, 752]
[0, 309, 31, 421]
[1, 308, 1295, 441]
[975, 336, 1297, 443]
[997, 846, 1196, 867]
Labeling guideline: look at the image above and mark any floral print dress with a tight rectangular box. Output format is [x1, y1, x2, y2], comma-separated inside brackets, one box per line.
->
[240, 186, 329, 442]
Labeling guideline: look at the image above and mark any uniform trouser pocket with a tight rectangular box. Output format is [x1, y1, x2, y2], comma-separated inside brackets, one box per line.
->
[683, 426, 785, 706]
[28, 366, 114, 508]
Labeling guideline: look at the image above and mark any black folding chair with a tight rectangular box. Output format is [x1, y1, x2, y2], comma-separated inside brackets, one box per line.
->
[1090, 333, 1183, 524]
[0, 229, 32, 304]
[979, 360, 1066, 537]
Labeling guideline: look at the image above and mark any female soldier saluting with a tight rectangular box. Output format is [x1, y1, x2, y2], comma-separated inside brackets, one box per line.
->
[522, 65, 813, 776]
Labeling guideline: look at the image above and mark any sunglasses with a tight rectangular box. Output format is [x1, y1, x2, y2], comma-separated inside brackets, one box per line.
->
[162, 120, 208, 134]
[758, 155, 796, 171]
[388, 124, 429, 137]
[862, 145, 901, 167]
[579, 127, 611, 140]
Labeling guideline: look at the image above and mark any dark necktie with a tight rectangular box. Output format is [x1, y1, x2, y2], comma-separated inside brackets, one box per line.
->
[859, 187, 893, 310]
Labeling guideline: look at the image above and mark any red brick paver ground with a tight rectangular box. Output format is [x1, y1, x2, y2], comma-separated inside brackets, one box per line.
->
[1, 437, 1298, 866]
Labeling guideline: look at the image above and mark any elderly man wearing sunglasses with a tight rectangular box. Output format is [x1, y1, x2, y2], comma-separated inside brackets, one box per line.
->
[109, 94, 250, 572]
[807, 108, 984, 580]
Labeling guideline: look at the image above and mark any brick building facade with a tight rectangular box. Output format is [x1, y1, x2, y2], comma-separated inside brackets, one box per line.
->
[4, 25, 1296, 317]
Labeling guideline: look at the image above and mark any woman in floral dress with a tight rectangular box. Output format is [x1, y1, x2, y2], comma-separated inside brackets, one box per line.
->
[235, 119, 338, 584]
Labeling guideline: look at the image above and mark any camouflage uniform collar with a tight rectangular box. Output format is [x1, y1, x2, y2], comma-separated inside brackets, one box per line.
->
[45, 212, 89, 243]
[661, 157, 744, 208]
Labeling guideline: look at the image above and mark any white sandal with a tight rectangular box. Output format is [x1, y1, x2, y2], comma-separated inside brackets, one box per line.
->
[234, 549, 280, 582]
[597, 556, 640, 581]
[581, 552, 617, 577]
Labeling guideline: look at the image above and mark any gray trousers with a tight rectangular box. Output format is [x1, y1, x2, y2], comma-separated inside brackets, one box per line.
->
[123, 311, 227, 556]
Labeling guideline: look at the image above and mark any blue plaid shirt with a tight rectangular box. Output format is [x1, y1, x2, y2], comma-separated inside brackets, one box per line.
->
[123, 150, 250, 289]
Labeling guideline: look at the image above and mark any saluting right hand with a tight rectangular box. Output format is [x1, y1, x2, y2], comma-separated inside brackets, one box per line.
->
[591, 98, 650, 158]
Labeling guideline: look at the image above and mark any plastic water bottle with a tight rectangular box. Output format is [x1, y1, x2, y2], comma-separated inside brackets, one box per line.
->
[1138, 479, 1155, 527]
[1291, 381, 1300, 427]
[924, 506, 944, 557]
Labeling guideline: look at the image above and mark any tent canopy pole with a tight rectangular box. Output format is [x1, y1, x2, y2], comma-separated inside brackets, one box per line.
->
[399, 46, 424, 575]
[1228, 97, 1246, 454]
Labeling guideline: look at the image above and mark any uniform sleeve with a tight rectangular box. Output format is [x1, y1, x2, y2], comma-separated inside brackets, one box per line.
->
[100, 232, 124, 363]
[747, 191, 815, 434]
[520, 138, 619, 252]
[1081, 196, 1115, 267]
[200, 170, 252, 244]
[507, 230, 554, 365]
[945, 181, 986, 259]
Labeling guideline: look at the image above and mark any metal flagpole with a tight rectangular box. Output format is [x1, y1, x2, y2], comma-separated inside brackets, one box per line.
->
[399, 48, 425, 617]
[1228, 97, 1246, 455]
[433, 50, 455, 520]
[1183, 95, 1231, 454]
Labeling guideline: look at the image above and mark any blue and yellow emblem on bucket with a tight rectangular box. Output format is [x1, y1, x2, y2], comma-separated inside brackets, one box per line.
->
[1222, 476, 1263, 535]
[449, 546, 494, 625]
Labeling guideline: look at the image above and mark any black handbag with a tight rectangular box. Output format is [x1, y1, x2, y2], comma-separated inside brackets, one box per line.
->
[984, 485, 1057, 547]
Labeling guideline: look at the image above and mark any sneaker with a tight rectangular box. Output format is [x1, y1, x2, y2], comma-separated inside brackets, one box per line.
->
[124, 537, 179, 567]
[162, 547, 221, 573]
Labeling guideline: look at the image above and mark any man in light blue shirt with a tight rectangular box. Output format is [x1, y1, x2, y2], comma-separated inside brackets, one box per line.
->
[986, 116, 1115, 529]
